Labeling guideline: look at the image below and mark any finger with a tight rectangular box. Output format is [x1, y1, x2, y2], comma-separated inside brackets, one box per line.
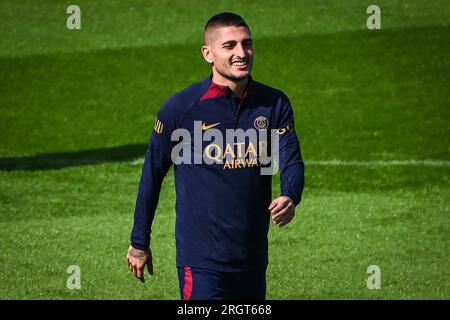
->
[270, 203, 283, 215]
[272, 205, 292, 221]
[268, 199, 278, 211]
[273, 209, 294, 225]
[147, 261, 154, 276]
[134, 267, 141, 281]
[276, 212, 295, 226]
[271, 200, 290, 215]
[136, 267, 145, 283]
[273, 215, 288, 225]
[129, 260, 135, 272]
[272, 200, 293, 216]
[136, 267, 142, 279]
[277, 216, 294, 227]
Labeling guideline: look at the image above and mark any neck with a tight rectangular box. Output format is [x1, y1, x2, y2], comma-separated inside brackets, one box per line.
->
[212, 71, 248, 98]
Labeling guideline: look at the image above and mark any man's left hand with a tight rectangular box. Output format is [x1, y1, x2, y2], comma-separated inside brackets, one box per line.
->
[268, 196, 295, 227]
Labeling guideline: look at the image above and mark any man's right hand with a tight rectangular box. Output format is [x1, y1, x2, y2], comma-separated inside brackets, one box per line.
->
[126, 245, 153, 283]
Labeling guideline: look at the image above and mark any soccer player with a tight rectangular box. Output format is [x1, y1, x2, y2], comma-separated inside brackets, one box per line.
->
[126, 12, 305, 300]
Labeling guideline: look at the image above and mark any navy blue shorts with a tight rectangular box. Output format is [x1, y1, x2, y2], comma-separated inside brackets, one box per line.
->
[177, 266, 267, 300]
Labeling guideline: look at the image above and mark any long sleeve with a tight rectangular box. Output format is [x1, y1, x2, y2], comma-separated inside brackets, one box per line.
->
[130, 100, 175, 250]
[275, 94, 305, 206]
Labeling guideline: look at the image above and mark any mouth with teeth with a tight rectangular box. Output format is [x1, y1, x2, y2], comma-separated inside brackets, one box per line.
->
[230, 60, 249, 70]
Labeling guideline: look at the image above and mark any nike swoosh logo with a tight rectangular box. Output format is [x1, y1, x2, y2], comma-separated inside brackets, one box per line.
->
[202, 122, 221, 130]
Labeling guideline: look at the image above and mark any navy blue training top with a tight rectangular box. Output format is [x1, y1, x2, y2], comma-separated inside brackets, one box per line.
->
[131, 76, 305, 272]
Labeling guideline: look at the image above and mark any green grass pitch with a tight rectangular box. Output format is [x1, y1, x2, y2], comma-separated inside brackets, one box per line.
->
[0, 0, 449, 299]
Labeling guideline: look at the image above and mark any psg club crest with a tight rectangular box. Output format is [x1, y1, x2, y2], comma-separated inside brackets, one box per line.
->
[254, 116, 268, 130]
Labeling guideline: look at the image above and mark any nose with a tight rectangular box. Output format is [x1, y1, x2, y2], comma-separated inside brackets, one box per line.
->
[234, 43, 246, 59]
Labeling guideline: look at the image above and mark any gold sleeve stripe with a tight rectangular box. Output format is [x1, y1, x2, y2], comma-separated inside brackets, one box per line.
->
[154, 119, 164, 133]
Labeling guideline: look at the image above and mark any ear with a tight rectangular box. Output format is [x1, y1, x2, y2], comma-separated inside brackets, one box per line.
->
[201, 45, 214, 65]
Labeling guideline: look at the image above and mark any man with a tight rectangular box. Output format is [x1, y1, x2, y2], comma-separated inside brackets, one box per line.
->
[126, 12, 304, 300]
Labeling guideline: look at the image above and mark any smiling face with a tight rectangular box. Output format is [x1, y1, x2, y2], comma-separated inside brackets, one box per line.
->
[202, 25, 254, 83]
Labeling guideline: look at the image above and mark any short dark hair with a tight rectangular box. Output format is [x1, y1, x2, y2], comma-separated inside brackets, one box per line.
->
[204, 12, 251, 34]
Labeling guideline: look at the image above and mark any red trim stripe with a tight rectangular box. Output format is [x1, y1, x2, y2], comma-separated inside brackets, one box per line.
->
[183, 266, 193, 300]
[199, 82, 228, 102]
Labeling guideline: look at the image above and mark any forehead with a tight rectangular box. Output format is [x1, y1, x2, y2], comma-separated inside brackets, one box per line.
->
[208, 25, 252, 44]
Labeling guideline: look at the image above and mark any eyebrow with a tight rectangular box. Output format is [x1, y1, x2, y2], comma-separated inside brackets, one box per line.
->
[221, 38, 253, 46]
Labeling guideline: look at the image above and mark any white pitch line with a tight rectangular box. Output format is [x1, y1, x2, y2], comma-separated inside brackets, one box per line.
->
[306, 160, 450, 167]
[128, 159, 450, 167]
